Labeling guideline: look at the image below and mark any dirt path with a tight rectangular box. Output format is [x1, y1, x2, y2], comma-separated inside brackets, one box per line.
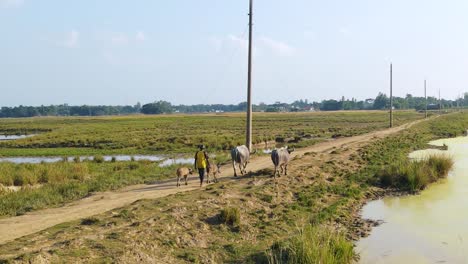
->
[0, 118, 429, 245]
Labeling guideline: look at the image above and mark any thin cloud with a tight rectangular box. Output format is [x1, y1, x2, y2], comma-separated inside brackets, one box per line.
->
[213, 34, 294, 56]
[303, 30, 315, 40]
[228, 34, 248, 51]
[209, 36, 223, 53]
[59, 30, 79, 48]
[111, 33, 129, 46]
[136, 31, 146, 42]
[339, 27, 352, 37]
[259, 36, 296, 56]
[0, 0, 24, 8]
[103, 51, 120, 65]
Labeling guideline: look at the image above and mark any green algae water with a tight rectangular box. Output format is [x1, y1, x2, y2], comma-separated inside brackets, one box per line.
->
[357, 136, 468, 263]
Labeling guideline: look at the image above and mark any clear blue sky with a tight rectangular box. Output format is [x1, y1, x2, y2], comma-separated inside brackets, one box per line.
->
[1, 0, 467, 106]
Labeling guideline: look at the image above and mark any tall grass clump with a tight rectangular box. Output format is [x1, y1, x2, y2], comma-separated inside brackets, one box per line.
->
[93, 155, 104, 163]
[267, 225, 354, 264]
[219, 207, 240, 226]
[427, 155, 454, 177]
[378, 155, 454, 192]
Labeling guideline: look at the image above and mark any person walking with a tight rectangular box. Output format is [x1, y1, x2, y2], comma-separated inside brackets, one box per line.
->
[194, 145, 210, 187]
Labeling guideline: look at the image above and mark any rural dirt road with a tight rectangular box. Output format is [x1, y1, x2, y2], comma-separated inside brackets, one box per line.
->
[0, 118, 429, 245]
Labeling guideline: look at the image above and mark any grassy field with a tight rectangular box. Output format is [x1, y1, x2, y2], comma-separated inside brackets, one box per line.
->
[0, 110, 426, 218]
[0, 160, 177, 217]
[0, 112, 466, 263]
[0, 111, 426, 156]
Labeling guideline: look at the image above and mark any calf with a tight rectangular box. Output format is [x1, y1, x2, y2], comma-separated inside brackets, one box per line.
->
[207, 163, 221, 184]
[176, 167, 193, 187]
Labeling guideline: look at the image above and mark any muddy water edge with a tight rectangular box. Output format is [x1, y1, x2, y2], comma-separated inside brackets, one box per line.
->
[357, 135, 468, 263]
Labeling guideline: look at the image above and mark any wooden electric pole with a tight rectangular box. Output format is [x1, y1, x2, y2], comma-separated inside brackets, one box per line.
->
[425, 80, 428, 118]
[246, 0, 253, 150]
[439, 89, 441, 114]
[390, 63, 393, 128]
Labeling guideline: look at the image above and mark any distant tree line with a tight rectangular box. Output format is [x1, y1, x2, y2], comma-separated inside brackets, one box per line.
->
[0, 104, 142, 118]
[1, 93, 467, 118]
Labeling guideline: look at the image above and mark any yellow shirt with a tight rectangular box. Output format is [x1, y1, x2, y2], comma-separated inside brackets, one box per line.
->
[196, 151, 207, 169]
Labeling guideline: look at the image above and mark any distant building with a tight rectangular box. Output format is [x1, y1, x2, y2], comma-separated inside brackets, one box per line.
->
[427, 104, 440, 110]
[364, 98, 375, 109]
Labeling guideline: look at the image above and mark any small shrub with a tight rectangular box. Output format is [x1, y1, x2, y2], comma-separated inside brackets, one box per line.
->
[13, 174, 25, 186]
[111, 157, 117, 163]
[116, 209, 134, 219]
[81, 217, 100, 225]
[71, 164, 89, 181]
[219, 207, 240, 226]
[106, 232, 120, 239]
[259, 194, 273, 203]
[179, 252, 199, 263]
[267, 225, 354, 264]
[93, 155, 104, 163]
[113, 164, 124, 171]
[128, 163, 139, 170]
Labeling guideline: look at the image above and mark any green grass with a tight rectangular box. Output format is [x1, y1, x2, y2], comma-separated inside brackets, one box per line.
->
[220, 207, 241, 227]
[378, 155, 454, 192]
[350, 112, 467, 189]
[267, 112, 467, 264]
[267, 225, 354, 264]
[0, 160, 179, 217]
[0, 111, 425, 156]
[0, 112, 465, 263]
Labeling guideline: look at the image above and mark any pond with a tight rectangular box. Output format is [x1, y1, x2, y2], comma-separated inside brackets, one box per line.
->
[0, 155, 195, 167]
[158, 158, 194, 167]
[356, 136, 468, 263]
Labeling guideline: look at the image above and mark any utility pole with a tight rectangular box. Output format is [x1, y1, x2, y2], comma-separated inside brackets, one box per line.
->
[425, 80, 428, 119]
[246, 0, 253, 150]
[390, 63, 393, 128]
[439, 89, 441, 114]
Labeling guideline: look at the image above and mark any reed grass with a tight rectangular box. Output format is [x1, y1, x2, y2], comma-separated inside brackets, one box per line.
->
[267, 225, 354, 264]
[378, 155, 454, 192]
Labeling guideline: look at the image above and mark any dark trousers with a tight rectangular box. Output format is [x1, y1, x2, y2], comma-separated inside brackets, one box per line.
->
[198, 168, 205, 184]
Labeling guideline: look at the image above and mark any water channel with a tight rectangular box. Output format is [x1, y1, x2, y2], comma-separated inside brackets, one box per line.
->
[0, 134, 196, 167]
[0, 134, 35, 141]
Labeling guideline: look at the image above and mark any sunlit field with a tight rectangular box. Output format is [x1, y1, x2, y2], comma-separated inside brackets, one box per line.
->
[0, 111, 426, 157]
[0, 110, 428, 219]
[0, 112, 466, 263]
